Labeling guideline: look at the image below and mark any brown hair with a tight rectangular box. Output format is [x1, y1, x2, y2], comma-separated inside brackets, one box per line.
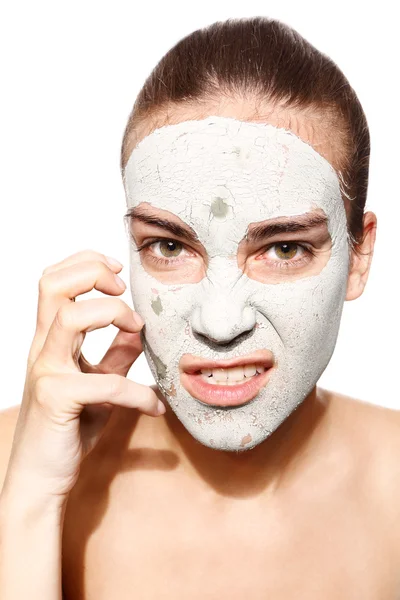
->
[120, 16, 370, 250]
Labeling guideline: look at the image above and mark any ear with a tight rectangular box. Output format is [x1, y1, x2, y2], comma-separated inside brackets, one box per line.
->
[345, 211, 377, 301]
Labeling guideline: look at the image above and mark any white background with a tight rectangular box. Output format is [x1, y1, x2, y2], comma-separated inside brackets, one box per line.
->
[0, 1, 398, 411]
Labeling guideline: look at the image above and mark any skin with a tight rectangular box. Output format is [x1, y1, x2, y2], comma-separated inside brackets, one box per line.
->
[1, 99, 400, 598]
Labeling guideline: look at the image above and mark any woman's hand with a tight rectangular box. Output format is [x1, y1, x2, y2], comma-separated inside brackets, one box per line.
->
[1, 250, 165, 506]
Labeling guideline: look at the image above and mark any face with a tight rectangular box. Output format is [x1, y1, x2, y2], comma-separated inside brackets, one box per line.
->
[123, 115, 350, 452]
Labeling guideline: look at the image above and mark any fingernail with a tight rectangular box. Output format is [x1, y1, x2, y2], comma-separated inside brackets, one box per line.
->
[114, 274, 126, 289]
[106, 255, 123, 268]
[132, 311, 144, 327]
[157, 400, 166, 415]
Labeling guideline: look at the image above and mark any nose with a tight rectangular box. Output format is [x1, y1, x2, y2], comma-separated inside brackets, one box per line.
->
[189, 255, 257, 344]
[190, 290, 257, 344]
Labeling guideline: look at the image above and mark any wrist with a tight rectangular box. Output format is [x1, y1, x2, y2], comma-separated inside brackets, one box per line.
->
[0, 482, 67, 526]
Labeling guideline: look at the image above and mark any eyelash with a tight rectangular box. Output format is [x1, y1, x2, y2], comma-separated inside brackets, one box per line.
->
[134, 237, 317, 269]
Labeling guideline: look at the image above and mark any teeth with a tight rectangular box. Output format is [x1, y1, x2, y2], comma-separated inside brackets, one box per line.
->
[227, 366, 245, 382]
[244, 365, 257, 378]
[201, 369, 213, 377]
[199, 364, 267, 385]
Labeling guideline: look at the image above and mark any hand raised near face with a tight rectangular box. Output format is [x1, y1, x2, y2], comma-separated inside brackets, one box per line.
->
[1, 250, 165, 507]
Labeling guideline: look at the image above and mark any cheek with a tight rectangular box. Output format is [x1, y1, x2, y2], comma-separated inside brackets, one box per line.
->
[129, 260, 196, 338]
[249, 257, 349, 348]
[129, 247, 200, 315]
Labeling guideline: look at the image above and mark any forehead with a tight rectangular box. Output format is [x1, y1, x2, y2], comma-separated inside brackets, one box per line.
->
[123, 116, 343, 247]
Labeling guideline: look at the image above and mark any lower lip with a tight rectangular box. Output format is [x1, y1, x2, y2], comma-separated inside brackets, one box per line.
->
[180, 368, 274, 407]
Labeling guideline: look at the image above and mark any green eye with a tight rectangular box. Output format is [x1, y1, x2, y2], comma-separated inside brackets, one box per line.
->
[274, 243, 298, 259]
[159, 240, 183, 258]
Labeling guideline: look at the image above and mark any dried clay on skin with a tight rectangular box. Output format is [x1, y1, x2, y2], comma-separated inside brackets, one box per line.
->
[123, 116, 349, 452]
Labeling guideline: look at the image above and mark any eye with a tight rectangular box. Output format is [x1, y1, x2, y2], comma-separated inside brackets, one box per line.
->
[155, 239, 183, 258]
[270, 242, 299, 260]
[255, 241, 316, 270]
[134, 237, 191, 265]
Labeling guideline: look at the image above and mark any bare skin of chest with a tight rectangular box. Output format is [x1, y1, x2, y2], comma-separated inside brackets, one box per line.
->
[61, 472, 397, 600]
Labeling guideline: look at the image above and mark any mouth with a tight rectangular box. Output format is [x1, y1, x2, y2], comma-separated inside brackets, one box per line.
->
[179, 350, 275, 407]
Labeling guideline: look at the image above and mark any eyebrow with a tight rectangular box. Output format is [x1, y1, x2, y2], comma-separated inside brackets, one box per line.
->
[124, 206, 328, 244]
[245, 212, 328, 243]
[124, 206, 200, 244]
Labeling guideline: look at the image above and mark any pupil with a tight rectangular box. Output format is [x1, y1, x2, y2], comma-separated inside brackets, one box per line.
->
[160, 239, 182, 258]
[274, 242, 297, 260]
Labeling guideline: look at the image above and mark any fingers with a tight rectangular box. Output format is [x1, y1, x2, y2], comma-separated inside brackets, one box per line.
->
[34, 371, 166, 418]
[79, 330, 144, 377]
[37, 259, 126, 330]
[29, 251, 131, 367]
[40, 297, 144, 369]
[41, 249, 123, 276]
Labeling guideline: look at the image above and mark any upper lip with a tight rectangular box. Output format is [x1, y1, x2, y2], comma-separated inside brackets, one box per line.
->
[180, 349, 275, 374]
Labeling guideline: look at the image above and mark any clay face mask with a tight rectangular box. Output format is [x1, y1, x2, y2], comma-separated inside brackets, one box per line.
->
[123, 116, 350, 452]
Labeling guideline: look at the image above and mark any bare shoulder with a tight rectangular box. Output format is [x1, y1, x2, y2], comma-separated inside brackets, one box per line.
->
[327, 387, 400, 445]
[326, 387, 400, 466]
[326, 387, 400, 430]
[322, 388, 400, 533]
[0, 404, 21, 494]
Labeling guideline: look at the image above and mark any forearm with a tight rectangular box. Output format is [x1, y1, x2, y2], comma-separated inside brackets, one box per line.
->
[0, 487, 65, 599]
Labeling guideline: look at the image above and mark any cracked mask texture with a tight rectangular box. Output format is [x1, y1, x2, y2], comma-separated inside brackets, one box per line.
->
[123, 116, 350, 452]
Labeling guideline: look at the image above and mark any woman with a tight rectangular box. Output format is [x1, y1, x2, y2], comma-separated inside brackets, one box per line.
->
[1, 16, 399, 599]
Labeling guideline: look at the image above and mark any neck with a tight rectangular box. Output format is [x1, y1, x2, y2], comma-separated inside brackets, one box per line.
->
[110, 385, 332, 502]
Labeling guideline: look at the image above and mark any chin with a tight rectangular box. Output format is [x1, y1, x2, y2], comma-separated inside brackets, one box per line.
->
[154, 372, 305, 453]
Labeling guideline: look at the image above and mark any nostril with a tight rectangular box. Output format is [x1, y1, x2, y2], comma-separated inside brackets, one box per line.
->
[192, 327, 254, 349]
[190, 300, 257, 344]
